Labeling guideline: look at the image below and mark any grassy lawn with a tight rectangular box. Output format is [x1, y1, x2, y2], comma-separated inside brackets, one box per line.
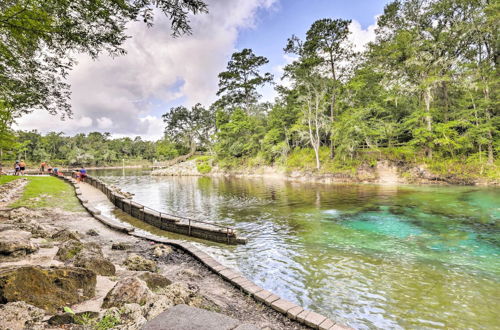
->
[10, 176, 84, 212]
[0, 175, 20, 185]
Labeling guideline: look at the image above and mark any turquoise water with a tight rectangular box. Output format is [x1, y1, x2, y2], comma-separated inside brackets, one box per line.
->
[92, 169, 500, 329]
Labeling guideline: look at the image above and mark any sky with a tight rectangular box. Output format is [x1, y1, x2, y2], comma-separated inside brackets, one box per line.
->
[16, 0, 390, 141]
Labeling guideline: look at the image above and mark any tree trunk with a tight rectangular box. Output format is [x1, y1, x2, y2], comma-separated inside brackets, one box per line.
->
[483, 86, 494, 164]
[424, 87, 433, 159]
[329, 54, 336, 159]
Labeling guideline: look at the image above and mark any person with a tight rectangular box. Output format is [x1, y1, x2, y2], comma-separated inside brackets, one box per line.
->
[47, 165, 53, 173]
[77, 167, 87, 183]
[19, 160, 26, 175]
[40, 161, 47, 173]
[14, 161, 20, 175]
[0, 163, 5, 175]
[53, 167, 59, 175]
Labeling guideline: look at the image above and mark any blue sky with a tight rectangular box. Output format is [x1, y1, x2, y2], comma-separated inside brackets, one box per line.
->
[237, 0, 389, 77]
[19, 0, 392, 140]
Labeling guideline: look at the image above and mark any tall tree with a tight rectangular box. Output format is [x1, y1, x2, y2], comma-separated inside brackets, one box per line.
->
[216, 48, 273, 112]
[303, 18, 353, 157]
[163, 103, 215, 153]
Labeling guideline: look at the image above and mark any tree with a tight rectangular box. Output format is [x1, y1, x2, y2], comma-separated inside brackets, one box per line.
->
[0, 0, 208, 120]
[162, 103, 215, 153]
[302, 18, 353, 157]
[216, 48, 273, 112]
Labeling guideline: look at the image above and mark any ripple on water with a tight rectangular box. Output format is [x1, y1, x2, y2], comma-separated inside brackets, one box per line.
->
[90, 170, 500, 329]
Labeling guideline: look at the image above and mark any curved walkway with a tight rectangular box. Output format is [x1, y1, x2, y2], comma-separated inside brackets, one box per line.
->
[70, 178, 350, 330]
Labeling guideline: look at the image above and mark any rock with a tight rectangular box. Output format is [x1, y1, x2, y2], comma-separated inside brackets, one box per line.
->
[0, 266, 96, 312]
[152, 244, 173, 258]
[139, 273, 172, 291]
[51, 229, 81, 242]
[8, 207, 42, 224]
[142, 304, 240, 330]
[102, 277, 153, 308]
[74, 254, 116, 276]
[177, 268, 202, 279]
[111, 242, 131, 250]
[47, 311, 99, 325]
[142, 294, 174, 320]
[105, 303, 146, 329]
[0, 229, 39, 256]
[0, 301, 45, 330]
[56, 239, 84, 261]
[57, 240, 114, 275]
[155, 282, 199, 306]
[124, 254, 158, 272]
[48, 313, 75, 325]
[86, 229, 99, 236]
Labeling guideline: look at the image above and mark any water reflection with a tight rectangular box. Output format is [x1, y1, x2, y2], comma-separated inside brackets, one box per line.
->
[90, 169, 500, 329]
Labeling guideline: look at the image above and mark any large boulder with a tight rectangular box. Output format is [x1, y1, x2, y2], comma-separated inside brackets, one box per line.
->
[0, 266, 96, 312]
[102, 277, 153, 309]
[74, 254, 116, 276]
[0, 230, 39, 256]
[0, 301, 45, 329]
[142, 304, 241, 330]
[55, 239, 84, 261]
[56, 240, 115, 276]
[123, 254, 158, 272]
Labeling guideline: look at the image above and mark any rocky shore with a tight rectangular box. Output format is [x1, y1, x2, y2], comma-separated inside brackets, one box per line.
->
[151, 159, 499, 186]
[0, 178, 308, 330]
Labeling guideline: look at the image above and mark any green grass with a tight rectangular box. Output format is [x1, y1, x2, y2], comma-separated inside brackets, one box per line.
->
[0, 175, 19, 185]
[10, 176, 84, 212]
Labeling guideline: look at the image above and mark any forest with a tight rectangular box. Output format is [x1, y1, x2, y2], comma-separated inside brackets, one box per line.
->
[1, 0, 498, 178]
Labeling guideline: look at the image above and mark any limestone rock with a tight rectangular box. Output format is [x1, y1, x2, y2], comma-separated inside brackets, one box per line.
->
[0, 266, 96, 312]
[124, 254, 158, 272]
[55, 239, 84, 261]
[74, 254, 116, 276]
[51, 229, 81, 242]
[142, 304, 240, 330]
[139, 272, 172, 291]
[0, 301, 45, 330]
[105, 303, 146, 329]
[111, 242, 131, 250]
[57, 240, 115, 276]
[102, 277, 153, 308]
[152, 244, 173, 258]
[0, 229, 39, 256]
[155, 282, 199, 306]
[86, 229, 99, 236]
[48, 313, 75, 325]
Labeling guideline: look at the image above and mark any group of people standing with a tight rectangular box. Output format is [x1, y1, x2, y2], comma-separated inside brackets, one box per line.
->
[1, 161, 87, 181]
[13, 160, 27, 175]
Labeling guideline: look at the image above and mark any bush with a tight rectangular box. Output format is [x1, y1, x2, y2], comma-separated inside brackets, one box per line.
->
[195, 156, 212, 174]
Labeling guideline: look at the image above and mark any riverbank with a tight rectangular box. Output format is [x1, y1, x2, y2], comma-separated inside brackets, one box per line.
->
[151, 158, 500, 186]
[0, 176, 340, 329]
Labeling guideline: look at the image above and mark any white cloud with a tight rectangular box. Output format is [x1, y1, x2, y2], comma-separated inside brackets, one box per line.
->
[348, 18, 378, 52]
[96, 117, 113, 129]
[16, 0, 278, 140]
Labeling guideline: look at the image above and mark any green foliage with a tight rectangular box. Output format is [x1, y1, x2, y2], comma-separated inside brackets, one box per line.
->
[94, 315, 120, 330]
[1, 0, 207, 118]
[63, 307, 75, 314]
[195, 156, 212, 174]
[10, 176, 83, 212]
[216, 48, 273, 111]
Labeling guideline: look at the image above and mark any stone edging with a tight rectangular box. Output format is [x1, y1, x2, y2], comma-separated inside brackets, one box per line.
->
[56, 174, 351, 330]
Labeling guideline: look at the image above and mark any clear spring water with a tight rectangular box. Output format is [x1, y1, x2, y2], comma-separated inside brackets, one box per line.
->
[91, 169, 500, 329]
